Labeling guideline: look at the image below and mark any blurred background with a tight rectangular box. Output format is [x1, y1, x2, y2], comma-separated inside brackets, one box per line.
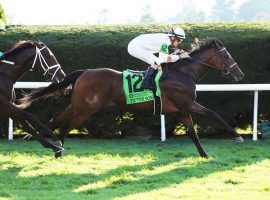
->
[1, 0, 269, 25]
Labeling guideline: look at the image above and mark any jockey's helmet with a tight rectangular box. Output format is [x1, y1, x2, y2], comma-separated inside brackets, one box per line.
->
[168, 26, 186, 40]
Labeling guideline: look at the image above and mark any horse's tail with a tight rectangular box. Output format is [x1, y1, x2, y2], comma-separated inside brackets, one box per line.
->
[18, 70, 85, 109]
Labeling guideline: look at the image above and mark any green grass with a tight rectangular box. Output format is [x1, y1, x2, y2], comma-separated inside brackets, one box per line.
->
[0, 138, 270, 200]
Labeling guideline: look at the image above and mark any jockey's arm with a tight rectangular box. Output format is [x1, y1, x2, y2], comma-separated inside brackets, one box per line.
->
[158, 50, 191, 64]
[158, 52, 181, 63]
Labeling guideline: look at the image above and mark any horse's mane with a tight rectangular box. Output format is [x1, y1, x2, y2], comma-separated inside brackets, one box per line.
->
[2, 40, 38, 59]
[188, 38, 224, 55]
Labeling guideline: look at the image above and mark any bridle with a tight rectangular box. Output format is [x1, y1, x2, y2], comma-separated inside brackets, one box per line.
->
[162, 45, 239, 81]
[31, 45, 61, 81]
[0, 44, 61, 81]
[190, 47, 238, 76]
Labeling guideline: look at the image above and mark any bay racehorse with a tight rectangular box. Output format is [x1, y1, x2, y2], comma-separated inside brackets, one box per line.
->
[19, 38, 244, 158]
[0, 40, 66, 157]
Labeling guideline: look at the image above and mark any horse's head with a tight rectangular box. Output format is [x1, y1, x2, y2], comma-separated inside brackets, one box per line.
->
[2, 40, 66, 83]
[32, 41, 66, 82]
[190, 38, 244, 81]
[209, 39, 244, 81]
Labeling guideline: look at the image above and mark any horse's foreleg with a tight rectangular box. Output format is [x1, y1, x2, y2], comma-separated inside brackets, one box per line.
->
[191, 101, 243, 142]
[179, 115, 209, 158]
[17, 118, 62, 151]
[1, 103, 63, 157]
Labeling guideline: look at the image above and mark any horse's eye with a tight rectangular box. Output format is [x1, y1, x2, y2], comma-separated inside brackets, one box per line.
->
[224, 55, 229, 59]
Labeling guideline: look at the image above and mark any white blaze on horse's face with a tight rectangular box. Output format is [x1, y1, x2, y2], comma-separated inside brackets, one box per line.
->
[31, 43, 66, 83]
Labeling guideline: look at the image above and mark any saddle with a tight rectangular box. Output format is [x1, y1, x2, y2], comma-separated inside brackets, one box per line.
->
[123, 69, 163, 115]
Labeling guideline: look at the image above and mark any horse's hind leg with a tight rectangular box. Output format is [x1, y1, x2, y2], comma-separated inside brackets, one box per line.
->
[58, 110, 96, 145]
[57, 99, 107, 145]
[48, 104, 73, 131]
[53, 111, 94, 157]
[179, 115, 208, 158]
[59, 107, 103, 146]
[191, 101, 243, 142]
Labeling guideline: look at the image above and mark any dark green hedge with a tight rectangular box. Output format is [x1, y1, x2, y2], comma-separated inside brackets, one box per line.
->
[0, 23, 270, 138]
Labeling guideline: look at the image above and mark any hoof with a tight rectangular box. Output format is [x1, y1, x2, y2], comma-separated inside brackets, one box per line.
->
[200, 154, 209, 159]
[156, 143, 165, 147]
[234, 136, 244, 142]
[199, 151, 209, 158]
[54, 147, 64, 158]
[53, 141, 64, 158]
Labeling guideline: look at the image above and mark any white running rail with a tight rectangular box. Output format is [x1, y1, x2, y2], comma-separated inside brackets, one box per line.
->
[161, 84, 270, 141]
[8, 82, 51, 140]
[8, 83, 270, 141]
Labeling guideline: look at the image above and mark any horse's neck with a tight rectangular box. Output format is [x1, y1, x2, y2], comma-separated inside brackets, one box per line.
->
[0, 53, 32, 83]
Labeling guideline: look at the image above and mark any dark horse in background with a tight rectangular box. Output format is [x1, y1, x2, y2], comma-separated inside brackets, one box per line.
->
[0, 40, 66, 157]
[19, 38, 244, 158]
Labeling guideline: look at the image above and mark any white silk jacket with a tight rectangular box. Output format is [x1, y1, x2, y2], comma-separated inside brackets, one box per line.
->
[127, 33, 180, 66]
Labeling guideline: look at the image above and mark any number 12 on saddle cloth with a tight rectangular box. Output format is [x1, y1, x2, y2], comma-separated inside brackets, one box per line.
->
[123, 68, 162, 105]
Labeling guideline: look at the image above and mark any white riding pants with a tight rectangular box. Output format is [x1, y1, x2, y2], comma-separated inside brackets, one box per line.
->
[128, 42, 160, 69]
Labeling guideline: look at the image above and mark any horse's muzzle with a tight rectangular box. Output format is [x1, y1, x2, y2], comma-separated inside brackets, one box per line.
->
[53, 69, 66, 83]
[228, 64, 244, 82]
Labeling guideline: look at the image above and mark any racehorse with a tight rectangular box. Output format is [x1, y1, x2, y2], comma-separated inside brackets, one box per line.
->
[18, 38, 244, 158]
[0, 40, 66, 157]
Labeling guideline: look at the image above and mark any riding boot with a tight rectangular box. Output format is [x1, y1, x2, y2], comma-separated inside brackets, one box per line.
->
[141, 67, 157, 90]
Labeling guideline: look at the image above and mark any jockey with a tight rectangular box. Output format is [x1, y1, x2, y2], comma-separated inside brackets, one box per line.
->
[128, 26, 187, 90]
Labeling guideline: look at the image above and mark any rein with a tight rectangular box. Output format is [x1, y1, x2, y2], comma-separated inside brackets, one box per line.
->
[190, 47, 237, 73]
[0, 60, 15, 65]
[162, 47, 238, 80]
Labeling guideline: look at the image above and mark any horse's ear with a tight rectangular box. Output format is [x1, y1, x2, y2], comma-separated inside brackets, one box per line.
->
[33, 39, 41, 45]
[194, 37, 199, 45]
[191, 37, 200, 51]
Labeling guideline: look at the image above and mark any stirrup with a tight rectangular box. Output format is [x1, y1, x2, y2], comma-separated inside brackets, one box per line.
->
[141, 80, 156, 90]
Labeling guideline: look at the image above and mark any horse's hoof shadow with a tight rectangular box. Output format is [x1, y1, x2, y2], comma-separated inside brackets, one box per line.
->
[156, 143, 165, 147]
